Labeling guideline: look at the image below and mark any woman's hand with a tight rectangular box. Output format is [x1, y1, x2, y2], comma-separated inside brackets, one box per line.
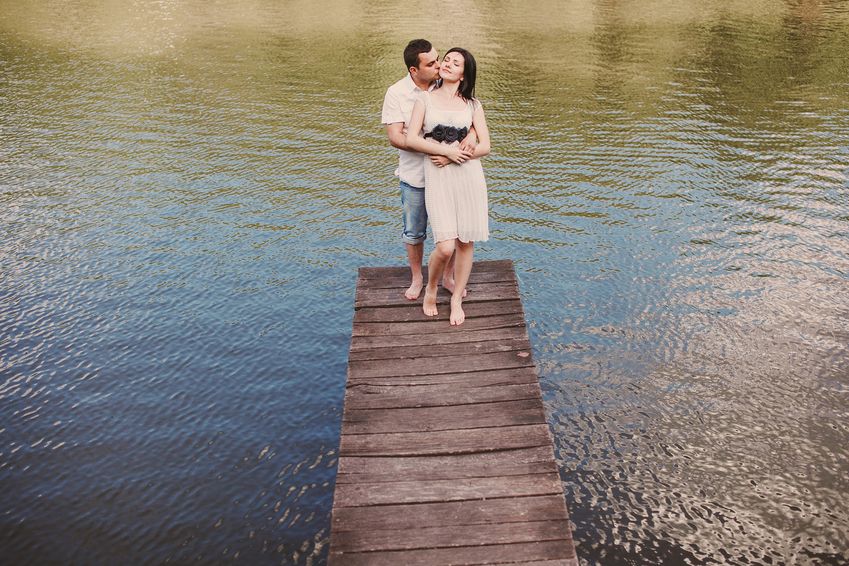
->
[430, 155, 451, 168]
[444, 143, 474, 164]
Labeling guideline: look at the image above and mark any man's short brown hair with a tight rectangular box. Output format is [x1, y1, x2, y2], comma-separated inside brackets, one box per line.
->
[403, 39, 433, 71]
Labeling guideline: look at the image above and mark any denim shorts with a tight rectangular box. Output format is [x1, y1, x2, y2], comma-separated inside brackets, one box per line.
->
[400, 180, 427, 245]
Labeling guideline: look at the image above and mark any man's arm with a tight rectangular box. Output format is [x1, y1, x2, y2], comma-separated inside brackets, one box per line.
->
[385, 122, 407, 150]
[382, 84, 409, 150]
[405, 99, 473, 163]
[459, 125, 478, 153]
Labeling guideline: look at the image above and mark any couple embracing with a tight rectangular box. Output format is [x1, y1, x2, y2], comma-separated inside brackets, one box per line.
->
[381, 39, 491, 326]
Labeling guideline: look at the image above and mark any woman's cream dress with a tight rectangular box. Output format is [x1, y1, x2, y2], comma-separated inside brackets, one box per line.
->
[421, 93, 489, 243]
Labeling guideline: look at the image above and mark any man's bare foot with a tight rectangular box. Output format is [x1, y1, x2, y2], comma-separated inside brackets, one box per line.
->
[441, 278, 468, 298]
[449, 299, 465, 325]
[405, 277, 423, 300]
[423, 286, 439, 316]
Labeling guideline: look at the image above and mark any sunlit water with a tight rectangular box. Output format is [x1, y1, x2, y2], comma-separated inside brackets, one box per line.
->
[1, 1, 848, 564]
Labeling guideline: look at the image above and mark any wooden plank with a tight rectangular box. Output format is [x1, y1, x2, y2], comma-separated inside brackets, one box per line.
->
[336, 446, 556, 481]
[353, 298, 524, 323]
[346, 366, 540, 387]
[339, 423, 552, 457]
[355, 280, 518, 303]
[342, 399, 546, 434]
[348, 349, 534, 379]
[356, 281, 519, 308]
[358, 259, 514, 279]
[331, 493, 569, 530]
[336, 460, 558, 484]
[348, 337, 530, 361]
[344, 382, 541, 410]
[330, 540, 577, 566]
[352, 312, 526, 337]
[357, 268, 517, 290]
[332, 472, 564, 507]
[332, 519, 571, 553]
[350, 325, 529, 350]
[513, 560, 580, 566]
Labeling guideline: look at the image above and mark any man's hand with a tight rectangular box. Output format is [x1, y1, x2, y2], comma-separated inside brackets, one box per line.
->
[430, 155, 451, 168]
[459, 133, 477, 154]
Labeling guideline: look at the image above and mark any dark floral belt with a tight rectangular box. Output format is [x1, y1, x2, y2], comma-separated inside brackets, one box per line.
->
[424, 124, 469, 143]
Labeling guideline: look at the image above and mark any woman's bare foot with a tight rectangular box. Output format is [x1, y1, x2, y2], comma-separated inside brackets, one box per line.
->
[423, 286, 439, 316]
[405, 277, 423, 300]
[449, 298, 465, 325]
[441, 278, 468, 298]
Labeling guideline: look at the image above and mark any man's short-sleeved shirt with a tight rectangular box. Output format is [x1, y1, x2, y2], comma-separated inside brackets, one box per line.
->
[382, 74, 432, 189]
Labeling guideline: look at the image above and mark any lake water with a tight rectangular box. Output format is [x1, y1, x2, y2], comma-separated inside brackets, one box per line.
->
[1, 1, 848, 564]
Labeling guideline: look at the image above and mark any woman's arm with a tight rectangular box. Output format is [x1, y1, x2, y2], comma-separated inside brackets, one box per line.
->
[467, 102, 490, 159]
[406, 99, 473, 164]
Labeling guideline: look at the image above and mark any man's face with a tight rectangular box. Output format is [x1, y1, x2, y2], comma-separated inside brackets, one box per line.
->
[412, 48, 440, 83]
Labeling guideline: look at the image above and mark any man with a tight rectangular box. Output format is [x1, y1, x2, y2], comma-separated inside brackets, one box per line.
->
[382, 39, 476, 300]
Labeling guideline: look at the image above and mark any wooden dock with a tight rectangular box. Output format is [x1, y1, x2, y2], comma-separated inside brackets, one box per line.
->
[328, 260, 577, 565]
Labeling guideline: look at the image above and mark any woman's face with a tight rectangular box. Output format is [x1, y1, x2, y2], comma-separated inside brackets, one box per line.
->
[439, 51, 465, 82]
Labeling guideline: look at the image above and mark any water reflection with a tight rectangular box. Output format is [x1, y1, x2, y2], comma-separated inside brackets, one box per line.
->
[1, 0, 848, 564]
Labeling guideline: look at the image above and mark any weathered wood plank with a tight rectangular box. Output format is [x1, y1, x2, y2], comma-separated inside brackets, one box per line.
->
[339, 423, 552, 457]
[332, 519, 571, 553]
[336, 445, 556, 481]
[333, 471, 564, 507]
[348, 337, 531, 361]
[358, 259, 514, 279]
[329, 540, 577, 566]
[336, 460, 559, 485]
[342, 398, 546, 433]
[344, 382, 541, 410]
[350, 325, 529, 350]
[353, 298, 524, 323]
[351, 312, 526, 337]
[356, 281, 519, 308]
[512, 560, 580, 566]
[348, 349, 534, 379]
[346, 365, 540, 387]
[331, 493, 569, 530]
[357, 268, 517, 290]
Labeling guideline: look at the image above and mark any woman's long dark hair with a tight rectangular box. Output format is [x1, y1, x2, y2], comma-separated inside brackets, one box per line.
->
[445, 47, 476, 101]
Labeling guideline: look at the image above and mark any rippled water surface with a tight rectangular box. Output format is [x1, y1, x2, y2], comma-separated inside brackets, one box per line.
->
[2, 1, 848, 564]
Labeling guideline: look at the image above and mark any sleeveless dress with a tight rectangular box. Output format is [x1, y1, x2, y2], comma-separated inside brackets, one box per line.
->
[421, 92, 489, 243]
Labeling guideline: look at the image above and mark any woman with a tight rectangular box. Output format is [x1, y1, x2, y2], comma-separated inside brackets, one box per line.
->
[405, 47, 491, 325]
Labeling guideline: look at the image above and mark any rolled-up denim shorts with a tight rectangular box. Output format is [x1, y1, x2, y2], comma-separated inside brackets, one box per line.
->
[400, 180, 427, 245]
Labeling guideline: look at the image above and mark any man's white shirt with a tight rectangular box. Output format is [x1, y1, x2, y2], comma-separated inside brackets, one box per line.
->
[381, 74, 434, 189]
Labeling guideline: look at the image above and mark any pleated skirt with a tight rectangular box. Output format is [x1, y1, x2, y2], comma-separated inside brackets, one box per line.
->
[424, 158, 489, 243]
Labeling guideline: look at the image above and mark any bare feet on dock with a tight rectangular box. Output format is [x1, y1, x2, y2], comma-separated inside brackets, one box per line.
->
[405, 277, 423, 300]
[449, 299, 465, 326]
[441, 278, 467, 298]
[423, 286, 438, 316]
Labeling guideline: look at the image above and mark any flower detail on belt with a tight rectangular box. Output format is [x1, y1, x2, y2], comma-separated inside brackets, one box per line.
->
[425, 125, 469, 143]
